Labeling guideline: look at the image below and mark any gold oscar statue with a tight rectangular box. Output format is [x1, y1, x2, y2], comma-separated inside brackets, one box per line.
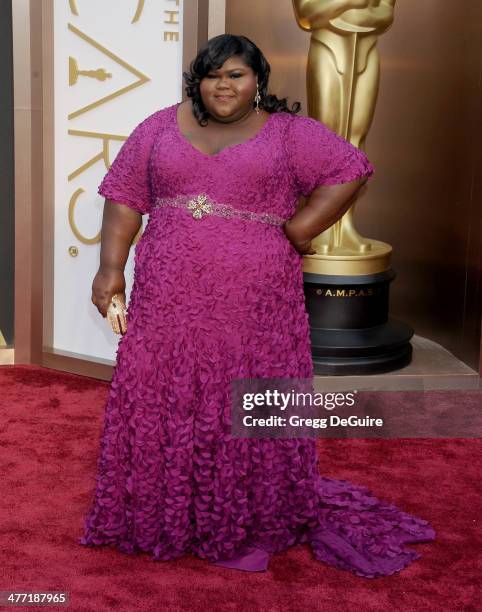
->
[292, 0, 396, 276]
[69, 57, 112, 86]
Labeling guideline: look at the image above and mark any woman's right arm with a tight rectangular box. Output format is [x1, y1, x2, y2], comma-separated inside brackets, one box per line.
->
[91, 200, 142, 317]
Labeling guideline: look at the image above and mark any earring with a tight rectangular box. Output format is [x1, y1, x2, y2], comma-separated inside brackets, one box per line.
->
[254, 82, 261, 114]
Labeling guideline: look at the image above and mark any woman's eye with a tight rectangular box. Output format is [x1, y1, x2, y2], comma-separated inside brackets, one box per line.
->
[206, 73, 242, 79]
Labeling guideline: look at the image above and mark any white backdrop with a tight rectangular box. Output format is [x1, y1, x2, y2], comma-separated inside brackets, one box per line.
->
[53, 0, 183, 361]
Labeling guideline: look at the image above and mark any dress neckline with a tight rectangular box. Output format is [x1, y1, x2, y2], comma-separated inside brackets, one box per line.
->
[173, 101, 276, 159]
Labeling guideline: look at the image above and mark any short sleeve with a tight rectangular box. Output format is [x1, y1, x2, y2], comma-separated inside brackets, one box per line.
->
[287, 115, 375, 198]
[98, 110, 162, 214]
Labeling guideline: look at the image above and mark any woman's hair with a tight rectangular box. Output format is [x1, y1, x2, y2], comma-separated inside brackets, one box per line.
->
[182, 34, 302, 126]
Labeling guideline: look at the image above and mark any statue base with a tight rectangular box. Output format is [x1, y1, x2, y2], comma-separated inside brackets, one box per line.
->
[302, 238, 392, 275]
[309, 319, 413, 376]
[303, 269, 413, 376]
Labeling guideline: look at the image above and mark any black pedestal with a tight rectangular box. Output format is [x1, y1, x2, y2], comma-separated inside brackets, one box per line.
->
[303, 269, 413, 375]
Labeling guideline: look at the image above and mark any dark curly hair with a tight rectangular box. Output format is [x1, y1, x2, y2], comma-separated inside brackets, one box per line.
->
[182, 34, 301, 126]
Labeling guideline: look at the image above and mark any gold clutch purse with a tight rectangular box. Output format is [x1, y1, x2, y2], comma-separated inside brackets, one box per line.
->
[106, 294, 127, 335]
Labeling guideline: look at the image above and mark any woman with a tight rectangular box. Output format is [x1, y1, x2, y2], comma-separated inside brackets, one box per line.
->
[79, 34, 435, 577]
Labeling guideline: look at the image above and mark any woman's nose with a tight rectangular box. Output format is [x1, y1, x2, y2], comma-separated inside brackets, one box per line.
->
[215, 76, 231, 88]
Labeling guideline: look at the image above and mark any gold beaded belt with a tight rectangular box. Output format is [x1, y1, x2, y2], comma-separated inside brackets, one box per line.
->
[153, 193, 286, 227]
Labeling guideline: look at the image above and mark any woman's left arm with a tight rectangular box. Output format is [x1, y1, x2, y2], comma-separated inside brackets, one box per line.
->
[285, 115, 375, 254]
[284, 177, 368, 255]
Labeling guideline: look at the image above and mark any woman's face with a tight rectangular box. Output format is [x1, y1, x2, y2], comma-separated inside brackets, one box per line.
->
[199, 55, 258, 121]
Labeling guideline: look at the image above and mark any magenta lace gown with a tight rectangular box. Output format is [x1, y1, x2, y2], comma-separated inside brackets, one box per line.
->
[79, 102, 435, 577]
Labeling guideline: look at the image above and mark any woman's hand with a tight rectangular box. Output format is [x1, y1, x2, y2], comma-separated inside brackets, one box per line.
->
[91, 266, 126, 317]
[283, 220, 317, 256]
[293, 240, 316, 255]
[291, 237, 317, 256]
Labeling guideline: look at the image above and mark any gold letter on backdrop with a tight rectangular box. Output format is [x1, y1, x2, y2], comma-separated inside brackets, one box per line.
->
[67, 23, 150, 120]
[69, 0, 146, 23]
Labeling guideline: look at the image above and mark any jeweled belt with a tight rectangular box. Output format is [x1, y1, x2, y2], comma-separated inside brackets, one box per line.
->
[153, 193, 287, 227]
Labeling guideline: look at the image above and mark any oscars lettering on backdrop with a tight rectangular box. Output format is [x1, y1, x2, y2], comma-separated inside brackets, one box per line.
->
[66, 0, 180, 249]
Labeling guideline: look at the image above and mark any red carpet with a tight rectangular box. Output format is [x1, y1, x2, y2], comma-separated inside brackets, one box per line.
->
[0, 365, 480, 611]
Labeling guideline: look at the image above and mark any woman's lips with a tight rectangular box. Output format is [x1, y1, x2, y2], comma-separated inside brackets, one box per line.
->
[215, 95, 234, 101]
